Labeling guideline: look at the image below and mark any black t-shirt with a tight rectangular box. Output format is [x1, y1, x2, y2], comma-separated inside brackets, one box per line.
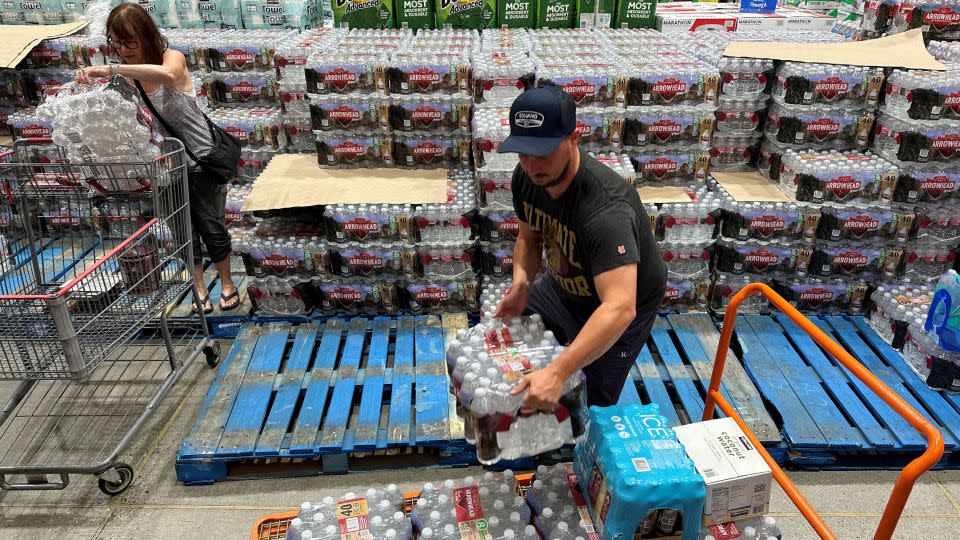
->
[512, 149, 666, 315]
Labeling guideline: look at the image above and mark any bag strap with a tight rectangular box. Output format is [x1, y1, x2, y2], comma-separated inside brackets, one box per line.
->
[135, 79, 209, 164]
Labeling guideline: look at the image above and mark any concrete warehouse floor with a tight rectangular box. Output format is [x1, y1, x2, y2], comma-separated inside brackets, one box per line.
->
[2, 344, 960, 539]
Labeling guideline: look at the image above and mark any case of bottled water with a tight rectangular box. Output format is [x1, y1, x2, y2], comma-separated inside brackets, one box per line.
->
[524, 463, 600, 540]
[874, 111, 960, 164]
[765, 101, 873, 149]
[409, 473, 529, 539]
[915, 201, 960, 242]
[893, 162, 960, 203]
[472, 50, 536, 108]
[631, 149, 710, 186]
[772, 62, 884, 108]
[778, 149, 897, 204]
[717, 58, 774, 99]
[447, 315, 587, 464]
[884, 69, 960, 122]
[709, 134, 762, 172]
[770, 276, 869, 313]
[621, 105, 715, 148]
[868, 283, 934, 348]
[656, 197, 720, 243]
[715, 96, 767, 136]
[590, 152, 635, 184]
[891, 0, 960, 40]
[711, 273, 771, 314]
[287, 486, 407, 540]
[572, 403, 705, 540]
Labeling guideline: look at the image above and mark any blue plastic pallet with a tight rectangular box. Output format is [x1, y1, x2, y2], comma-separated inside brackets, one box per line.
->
[176, 315, 470, 485]
[733, 313, 960, 469]
[160, 269, 252, 338]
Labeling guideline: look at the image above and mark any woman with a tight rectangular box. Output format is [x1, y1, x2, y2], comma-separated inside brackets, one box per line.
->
[76, 3, 239, 313]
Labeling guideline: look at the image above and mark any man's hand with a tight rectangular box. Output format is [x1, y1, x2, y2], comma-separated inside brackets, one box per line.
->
[512, 364, 565, 411]
[493, 284, 529, 319]
[75, 66, 111, 85]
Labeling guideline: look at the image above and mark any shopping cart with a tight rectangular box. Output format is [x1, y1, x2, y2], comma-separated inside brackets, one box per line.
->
[706, 283, 944, 540]
[0, 138, 220, 495]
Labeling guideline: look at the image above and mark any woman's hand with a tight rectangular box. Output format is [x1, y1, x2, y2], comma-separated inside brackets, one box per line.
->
[75, 66, 112, 85]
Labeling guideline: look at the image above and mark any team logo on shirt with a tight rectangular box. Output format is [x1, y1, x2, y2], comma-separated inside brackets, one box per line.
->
[617, 245, 625, 255]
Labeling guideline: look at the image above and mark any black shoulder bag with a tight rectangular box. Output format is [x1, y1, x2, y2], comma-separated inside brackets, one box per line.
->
[135, 80, 241, 185]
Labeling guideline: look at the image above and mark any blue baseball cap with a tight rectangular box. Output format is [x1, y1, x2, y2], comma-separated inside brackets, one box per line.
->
[497, 86, 577, 157]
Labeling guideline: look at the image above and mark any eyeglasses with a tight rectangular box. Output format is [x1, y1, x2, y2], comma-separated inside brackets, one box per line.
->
[107, 37, 139, 50]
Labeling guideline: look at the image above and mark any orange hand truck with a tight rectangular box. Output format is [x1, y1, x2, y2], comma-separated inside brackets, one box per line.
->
[251, 283, 945, 540]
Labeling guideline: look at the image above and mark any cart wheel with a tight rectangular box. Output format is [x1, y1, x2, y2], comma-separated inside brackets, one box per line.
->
[98, 464, 133, 496]
[203, 341, 221, 368]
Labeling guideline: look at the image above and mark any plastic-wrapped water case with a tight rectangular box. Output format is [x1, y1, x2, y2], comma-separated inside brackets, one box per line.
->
[408, 473, 527, 539]
[766, 101, 874, 149]
[757, 137, 787, 182]
[902, 319, 960, 393]
[309, 95, 389, 132]
[415, 204, 473, 243]
[536, 64, 622, 108]
[892, 0, 960, 40]
[714, 96, 767, 136]
[780, 149, 898, 204]
[809, 242, 895, 278]
[326, 203, 413, 243]
[660, 241, 713, 279]
[394, 135, 471, 169]
[209, 107, 285, 149]
[719, 199, 817, 242]
[478, 241, 514, 279]
[771, 276, 869, 313]
[389, 95, 472, 134]
[861, 0, 898, 31]
[448, 315, 587, 464]
[663, 273, 713, 312]
[868, 283, 934, 348]
[874, 111, 960, 163]
[472, 107, 516, 171]
[477, 169, 513, 210]
[709, 134, 762, 172]
[314, 278, 399, 316]
[305, 54, 388, 95]
[718, 57, 775, 98]
[773, 62, 885, 107]
[572, 403, 705, 540]
[248, 275, 311, 316]
[315, 133, 393, 167]
[714, 238, 805, 276]
[388, 55, 472, 96]
[915, 201, 960, 242]
[884, 69, 960, 121]
[206, 34, 288, 72]
[524, 464, 600, 540]
[711, 272, 771, 314]
[816, 203, 915, 242]
[417, 242, 477, 280]
[902, 241, 958, 281]
[205, 71, 278, 107]
[328, 241, 415, 278]
[894, 162, 960, 202]
[400, 278, 478, 314]
[591, 152, 637, 184]
[621, 106, 715, 148]
[631, 149, 710, 185]
[656, 198, 721, 243]
[626, 63, 720, 107]
[472, 50, 537, 107]
[286, 486, 408, 540]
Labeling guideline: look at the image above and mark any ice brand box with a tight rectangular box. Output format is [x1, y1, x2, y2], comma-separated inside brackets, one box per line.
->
[673, 418, 773, 526]
[395, 0, 434, 29]
[537, 0, 575, 27]
[332, 0, 395, 28]
[497, 0, 535, 27]
[435, 0, 497, 28]
[612, 0, 656, 28]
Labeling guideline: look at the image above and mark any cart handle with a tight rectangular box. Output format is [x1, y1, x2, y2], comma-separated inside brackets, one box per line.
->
[703, 282, 945, 540]
[0, 217, 160, 301]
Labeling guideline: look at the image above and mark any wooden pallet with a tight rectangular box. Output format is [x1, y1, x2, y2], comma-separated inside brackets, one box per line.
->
[176, 314, 472, 485]
[620, 313, 783, 453]
[734, 313, 960, 469]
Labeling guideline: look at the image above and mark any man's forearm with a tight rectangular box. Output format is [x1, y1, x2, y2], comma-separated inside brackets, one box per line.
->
[550, 302, 635, 379]
[512, 232, 542, 290]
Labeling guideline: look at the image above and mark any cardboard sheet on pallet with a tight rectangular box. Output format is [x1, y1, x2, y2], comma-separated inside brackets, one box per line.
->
[711, 171, 792, 202]
[637, 185, 692, 204]
[241, 154, 448, 211]
[0, 21, 89, 68]
[723, 28, 946, 70]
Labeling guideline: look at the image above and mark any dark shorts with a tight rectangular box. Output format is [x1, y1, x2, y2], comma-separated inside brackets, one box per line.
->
[525, 276, 659, 407]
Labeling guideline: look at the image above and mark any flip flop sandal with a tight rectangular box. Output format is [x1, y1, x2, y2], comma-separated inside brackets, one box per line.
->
[192, 295, 214, 314]
[220, 290, 241, 312]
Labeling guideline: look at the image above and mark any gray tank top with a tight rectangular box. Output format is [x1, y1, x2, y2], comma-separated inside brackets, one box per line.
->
[145, 83, 214, 167]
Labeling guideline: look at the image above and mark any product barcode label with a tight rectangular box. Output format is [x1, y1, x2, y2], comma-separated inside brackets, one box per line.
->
[703, 468, 717, 478]
[632, 457, 651, 473]
[753, 505, 765, 514]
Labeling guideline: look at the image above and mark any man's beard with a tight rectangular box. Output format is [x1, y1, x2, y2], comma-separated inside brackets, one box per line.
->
[532, 159, 571, 189]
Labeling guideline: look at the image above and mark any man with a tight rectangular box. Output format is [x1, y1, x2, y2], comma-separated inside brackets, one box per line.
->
[494, 86, 666, 409]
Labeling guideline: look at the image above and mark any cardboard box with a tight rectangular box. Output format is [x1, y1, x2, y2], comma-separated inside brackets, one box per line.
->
[577, 0, 613, 27]
[673, 418, 773, 526]
[537, 0, 575, 27]
[656, 12, 737, 32]
[612, 0, 656, 28]
[435, 0, 497, 28]
[395, 0, 435, 28]
[497, 0, 535, 27]
[333, 0, 395, 28]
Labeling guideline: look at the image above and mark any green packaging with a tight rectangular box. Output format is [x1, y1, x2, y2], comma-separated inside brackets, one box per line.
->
[537, 0, 574, 27]
[577, 0, 612, 27]
[497, 0, 535, 27]
[435, 0, 496, 29]
[395, 0, 435, 28]
[333, 0, 395, 28]
[611, 0, 654, 28]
